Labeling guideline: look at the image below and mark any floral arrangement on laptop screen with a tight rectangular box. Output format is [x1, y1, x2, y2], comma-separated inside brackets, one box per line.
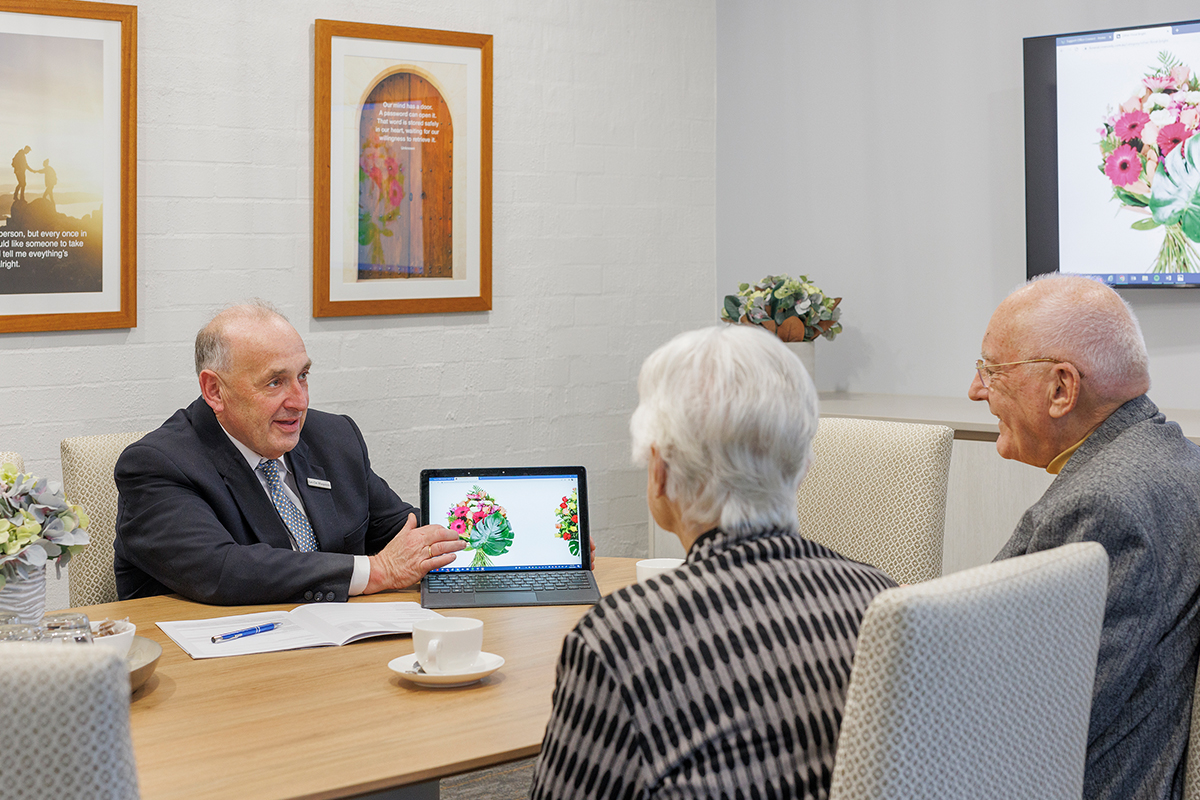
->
[721, 274, 841, 342]
[1099, 51, 1200, 272]
[446, 486, 513, 568]
[0, 464, 90, 590]
[554, 489, 580, 556]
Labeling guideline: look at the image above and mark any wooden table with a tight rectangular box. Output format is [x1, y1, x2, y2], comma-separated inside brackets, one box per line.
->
[75, 557, 637, 800]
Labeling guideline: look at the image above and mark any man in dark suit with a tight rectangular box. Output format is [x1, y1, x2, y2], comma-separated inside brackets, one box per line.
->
[970, 275, 1200, 800]
[114, 301, 465, 605]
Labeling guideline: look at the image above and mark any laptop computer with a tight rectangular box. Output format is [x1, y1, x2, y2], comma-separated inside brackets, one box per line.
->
[419, 466, 602, 609]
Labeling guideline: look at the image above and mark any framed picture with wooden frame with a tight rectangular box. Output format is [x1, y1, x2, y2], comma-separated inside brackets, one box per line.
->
[0, 0, 136, 333]
[314, 20, 492, 317]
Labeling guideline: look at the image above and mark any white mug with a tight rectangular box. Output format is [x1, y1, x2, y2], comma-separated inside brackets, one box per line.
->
[412, 617, 483, 674]
[636, 557, 685, 583]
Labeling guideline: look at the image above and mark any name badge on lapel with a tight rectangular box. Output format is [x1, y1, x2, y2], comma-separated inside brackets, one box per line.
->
[307, 478, 332, 490]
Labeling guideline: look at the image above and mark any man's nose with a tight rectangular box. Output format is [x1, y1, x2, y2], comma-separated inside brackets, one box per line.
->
[284, 380, 308, 410]
[968, 370, 987, 401]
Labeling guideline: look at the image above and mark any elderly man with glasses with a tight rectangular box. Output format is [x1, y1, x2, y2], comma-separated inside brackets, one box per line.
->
[970, 274, 1200, 800]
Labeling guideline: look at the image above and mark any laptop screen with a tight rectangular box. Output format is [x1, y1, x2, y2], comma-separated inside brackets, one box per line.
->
[420, 466, 589, 573]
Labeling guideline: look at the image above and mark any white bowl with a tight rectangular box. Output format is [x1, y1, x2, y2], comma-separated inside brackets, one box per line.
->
[90, 620, 136, 657]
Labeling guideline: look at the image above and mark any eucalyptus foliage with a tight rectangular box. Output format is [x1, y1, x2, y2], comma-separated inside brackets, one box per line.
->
[721, 275, 842, 342]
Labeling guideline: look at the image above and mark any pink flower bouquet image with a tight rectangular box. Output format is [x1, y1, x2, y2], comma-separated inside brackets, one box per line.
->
[1099, 52, 1200, 272]
[446, 487, 514, 568]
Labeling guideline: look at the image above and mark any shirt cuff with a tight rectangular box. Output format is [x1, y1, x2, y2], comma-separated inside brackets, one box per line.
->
[349, 555, 371, 596]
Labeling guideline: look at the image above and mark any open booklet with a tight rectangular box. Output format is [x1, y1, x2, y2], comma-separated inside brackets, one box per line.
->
[157, 602, 443, 659]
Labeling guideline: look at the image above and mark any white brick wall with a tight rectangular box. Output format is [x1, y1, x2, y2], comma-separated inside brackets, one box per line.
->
[5, 0, 716, 610]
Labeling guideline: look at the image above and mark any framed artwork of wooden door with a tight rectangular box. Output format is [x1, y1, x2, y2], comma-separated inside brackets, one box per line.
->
[314, 20, 492, 317]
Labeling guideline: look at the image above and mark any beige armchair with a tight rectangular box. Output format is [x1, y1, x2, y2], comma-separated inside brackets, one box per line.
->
[797, 417, 953, 584]
[0, 646, 139, 799]
[829, 541, 1108, 800]
[61, 431, 148, 607]
[1185, 656, 1200, 799]
[0, 451, 25, 474]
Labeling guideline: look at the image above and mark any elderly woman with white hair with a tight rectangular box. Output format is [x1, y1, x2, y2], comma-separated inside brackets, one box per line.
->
[530, 325, 896, 800]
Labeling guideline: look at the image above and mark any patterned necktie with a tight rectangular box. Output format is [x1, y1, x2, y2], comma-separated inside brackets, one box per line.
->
[257, 458, 319, 552]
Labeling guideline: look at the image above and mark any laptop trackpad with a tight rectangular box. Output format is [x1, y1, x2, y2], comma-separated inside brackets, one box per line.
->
[475, 590, 538, 605]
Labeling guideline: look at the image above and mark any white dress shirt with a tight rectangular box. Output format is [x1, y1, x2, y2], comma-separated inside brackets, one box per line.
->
[220, 425, 370, 595]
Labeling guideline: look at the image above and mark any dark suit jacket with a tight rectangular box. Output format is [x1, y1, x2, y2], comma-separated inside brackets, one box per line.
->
[996, 395, 1200, 800]
[114, 397, 417, 605]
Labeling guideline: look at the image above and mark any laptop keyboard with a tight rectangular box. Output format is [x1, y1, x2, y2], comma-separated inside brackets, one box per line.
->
[426, 571, 593, 593]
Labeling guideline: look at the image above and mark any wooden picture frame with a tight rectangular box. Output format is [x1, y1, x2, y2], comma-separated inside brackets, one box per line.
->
[314, 20, 492, 317]
[0, 0, 136, 333]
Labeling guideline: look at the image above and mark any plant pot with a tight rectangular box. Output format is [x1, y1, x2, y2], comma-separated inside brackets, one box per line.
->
[0, 563, 46, 625]
[786, 341, 816, 384]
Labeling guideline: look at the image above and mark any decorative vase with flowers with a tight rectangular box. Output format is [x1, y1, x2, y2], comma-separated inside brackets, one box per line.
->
[721, 274, 842, 381]
[0, 463, 90, 624]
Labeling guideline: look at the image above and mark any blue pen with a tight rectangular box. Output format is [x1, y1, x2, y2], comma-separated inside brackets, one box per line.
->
[211, 622, 282, 644]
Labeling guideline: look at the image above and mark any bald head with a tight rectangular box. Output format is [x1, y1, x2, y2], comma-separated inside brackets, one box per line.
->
[195, 300, 292, 376]
[994, 275, 1150, 404]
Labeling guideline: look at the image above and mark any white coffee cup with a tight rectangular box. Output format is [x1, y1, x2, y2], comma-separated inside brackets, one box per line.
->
[412, 617, 483, 674]
[636, 557, 685, 583]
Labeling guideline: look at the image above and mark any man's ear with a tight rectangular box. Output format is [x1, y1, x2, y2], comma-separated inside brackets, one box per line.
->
[1047, 362, 1083, 420]
[198, 369, 225, 414]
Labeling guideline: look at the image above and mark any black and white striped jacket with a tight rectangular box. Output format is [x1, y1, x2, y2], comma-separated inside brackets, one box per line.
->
[531, 527, 896, 800]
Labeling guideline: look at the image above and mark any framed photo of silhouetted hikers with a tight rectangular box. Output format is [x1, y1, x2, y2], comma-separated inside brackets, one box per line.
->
[313, 20, 492, 317]
[0, 0, 136, 332]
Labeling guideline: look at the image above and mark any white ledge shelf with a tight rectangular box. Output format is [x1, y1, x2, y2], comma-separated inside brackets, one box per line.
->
[819, 392, 1200, 444]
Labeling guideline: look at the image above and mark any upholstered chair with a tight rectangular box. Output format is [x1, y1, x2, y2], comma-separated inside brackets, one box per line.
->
[829, 541, 1108, 800]
[798, 417, 953, 584]
[61, 431, 148, 606]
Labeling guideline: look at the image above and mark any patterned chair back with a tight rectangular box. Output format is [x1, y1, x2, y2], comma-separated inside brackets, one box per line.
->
[0, 451, 26, 474]
[1185, 658, 1200, 799]
[61, 432, 149, 607]
[829, 541, 1107, 800]
[797, 417, 953, 584]
[0, 646, 139, 798]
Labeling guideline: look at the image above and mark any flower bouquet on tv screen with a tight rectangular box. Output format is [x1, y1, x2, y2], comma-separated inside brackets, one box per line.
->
[1099, 51, 1200, 272]
[446, 487, 513, 568]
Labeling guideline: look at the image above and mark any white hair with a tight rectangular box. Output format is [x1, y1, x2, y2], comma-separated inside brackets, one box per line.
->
[630, 325, 819, 535]
[1013, 274, 1149, 402]
[194, 299, 289, 375]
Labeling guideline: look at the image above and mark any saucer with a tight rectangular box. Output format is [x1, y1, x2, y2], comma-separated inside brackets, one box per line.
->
[388, 652, 504, 687]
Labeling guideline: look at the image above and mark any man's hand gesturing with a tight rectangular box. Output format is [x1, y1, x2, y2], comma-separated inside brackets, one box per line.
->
[365, 513, 465, 594]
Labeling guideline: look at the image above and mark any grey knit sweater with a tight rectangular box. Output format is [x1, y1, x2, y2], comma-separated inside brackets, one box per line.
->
[996, 394, 1200, 800]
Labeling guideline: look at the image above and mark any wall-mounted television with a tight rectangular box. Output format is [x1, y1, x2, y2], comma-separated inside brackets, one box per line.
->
[1026, 19, 1200, 287]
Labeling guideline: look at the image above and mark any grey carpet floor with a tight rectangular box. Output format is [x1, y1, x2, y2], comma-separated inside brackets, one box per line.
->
[440, 757, 536, 800]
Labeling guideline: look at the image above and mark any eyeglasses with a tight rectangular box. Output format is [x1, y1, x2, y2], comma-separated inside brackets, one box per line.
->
[974, 358, 1071, 388]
